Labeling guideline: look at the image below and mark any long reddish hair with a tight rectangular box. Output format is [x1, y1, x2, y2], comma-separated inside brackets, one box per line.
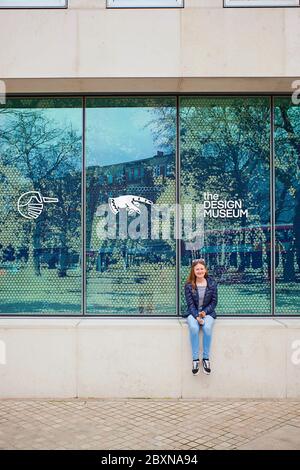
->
[185, 259, 208, 291]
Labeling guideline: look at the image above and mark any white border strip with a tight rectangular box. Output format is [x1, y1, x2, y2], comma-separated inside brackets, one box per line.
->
[225, 0, 299, 7]
[0, 0, 67, 7]
[107, 0, 183, 8]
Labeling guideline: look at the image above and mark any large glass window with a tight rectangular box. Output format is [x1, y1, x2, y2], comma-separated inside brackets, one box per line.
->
[85, 97, 177, 315]
[180, 97, 271, 315]
[274, 96, 300, 315]
[0, 98, 82, 314]
[0, 94, 299, 316]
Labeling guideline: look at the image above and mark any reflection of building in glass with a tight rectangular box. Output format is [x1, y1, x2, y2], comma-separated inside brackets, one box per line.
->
[86, 151, 176, 278]
[89, 150, 174, 203]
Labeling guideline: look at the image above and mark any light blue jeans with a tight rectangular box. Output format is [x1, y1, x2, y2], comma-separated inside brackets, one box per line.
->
[187, 314, 215, 361]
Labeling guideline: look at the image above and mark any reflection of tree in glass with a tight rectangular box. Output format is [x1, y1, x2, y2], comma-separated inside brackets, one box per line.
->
[0, 107, 81, 278]
[275, 100, 300, 283]
[151, 98, 271, 281]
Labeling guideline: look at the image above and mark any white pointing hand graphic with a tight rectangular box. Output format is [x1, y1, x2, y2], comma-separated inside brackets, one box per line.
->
[17, 191, 58, 220]
[108, 195, 153, 215]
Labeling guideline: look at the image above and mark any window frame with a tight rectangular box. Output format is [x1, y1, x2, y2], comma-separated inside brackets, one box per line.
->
[1, 92, 299, 318]
[106, 0, 184, 9]
[0, 0, 67, 8]
[224, 0, 299, 7]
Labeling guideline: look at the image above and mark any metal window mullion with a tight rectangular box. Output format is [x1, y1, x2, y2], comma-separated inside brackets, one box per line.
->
[176, 95, 181, 317]
[270, 96, 276, 317]
[82, 96, 86, 316]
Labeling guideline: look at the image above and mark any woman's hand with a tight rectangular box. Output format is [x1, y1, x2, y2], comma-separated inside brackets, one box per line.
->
[199, 311, 206, 318]
[196, 315, 204, 325]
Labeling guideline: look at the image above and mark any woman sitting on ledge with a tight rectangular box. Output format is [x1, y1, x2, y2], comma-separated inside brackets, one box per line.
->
[183, 258, 218, 376]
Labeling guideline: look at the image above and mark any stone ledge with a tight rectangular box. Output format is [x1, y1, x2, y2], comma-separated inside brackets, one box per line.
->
[0, 317, 297, 329]
[4, 77, 299, 93]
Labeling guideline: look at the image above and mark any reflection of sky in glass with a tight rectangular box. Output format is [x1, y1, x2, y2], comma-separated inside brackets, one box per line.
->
[0, 108, 82, 133]
[86, 107, 165, 167]
[0, 107, 83, 170]
[44, 108, 82, 133]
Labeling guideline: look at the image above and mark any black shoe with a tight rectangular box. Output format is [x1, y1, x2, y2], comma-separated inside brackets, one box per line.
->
[192, 360, 200, 375]
[202, 358, 211, 375]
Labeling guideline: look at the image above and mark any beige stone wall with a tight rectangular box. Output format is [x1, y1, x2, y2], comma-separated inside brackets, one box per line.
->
[0, 318, 299, 398]
[0, 0, 299, 80]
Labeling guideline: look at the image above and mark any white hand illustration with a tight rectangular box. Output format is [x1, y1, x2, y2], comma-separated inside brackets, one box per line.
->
[17, 191, 58, 220]
[108, 195, 153, 215]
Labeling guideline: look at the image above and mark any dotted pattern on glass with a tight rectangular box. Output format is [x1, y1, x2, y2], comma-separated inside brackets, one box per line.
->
[180, 96, 271, 316]
[86, 97, 177, 315]
[274, 96, 300, 315]
[0, 98, 82, 314]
